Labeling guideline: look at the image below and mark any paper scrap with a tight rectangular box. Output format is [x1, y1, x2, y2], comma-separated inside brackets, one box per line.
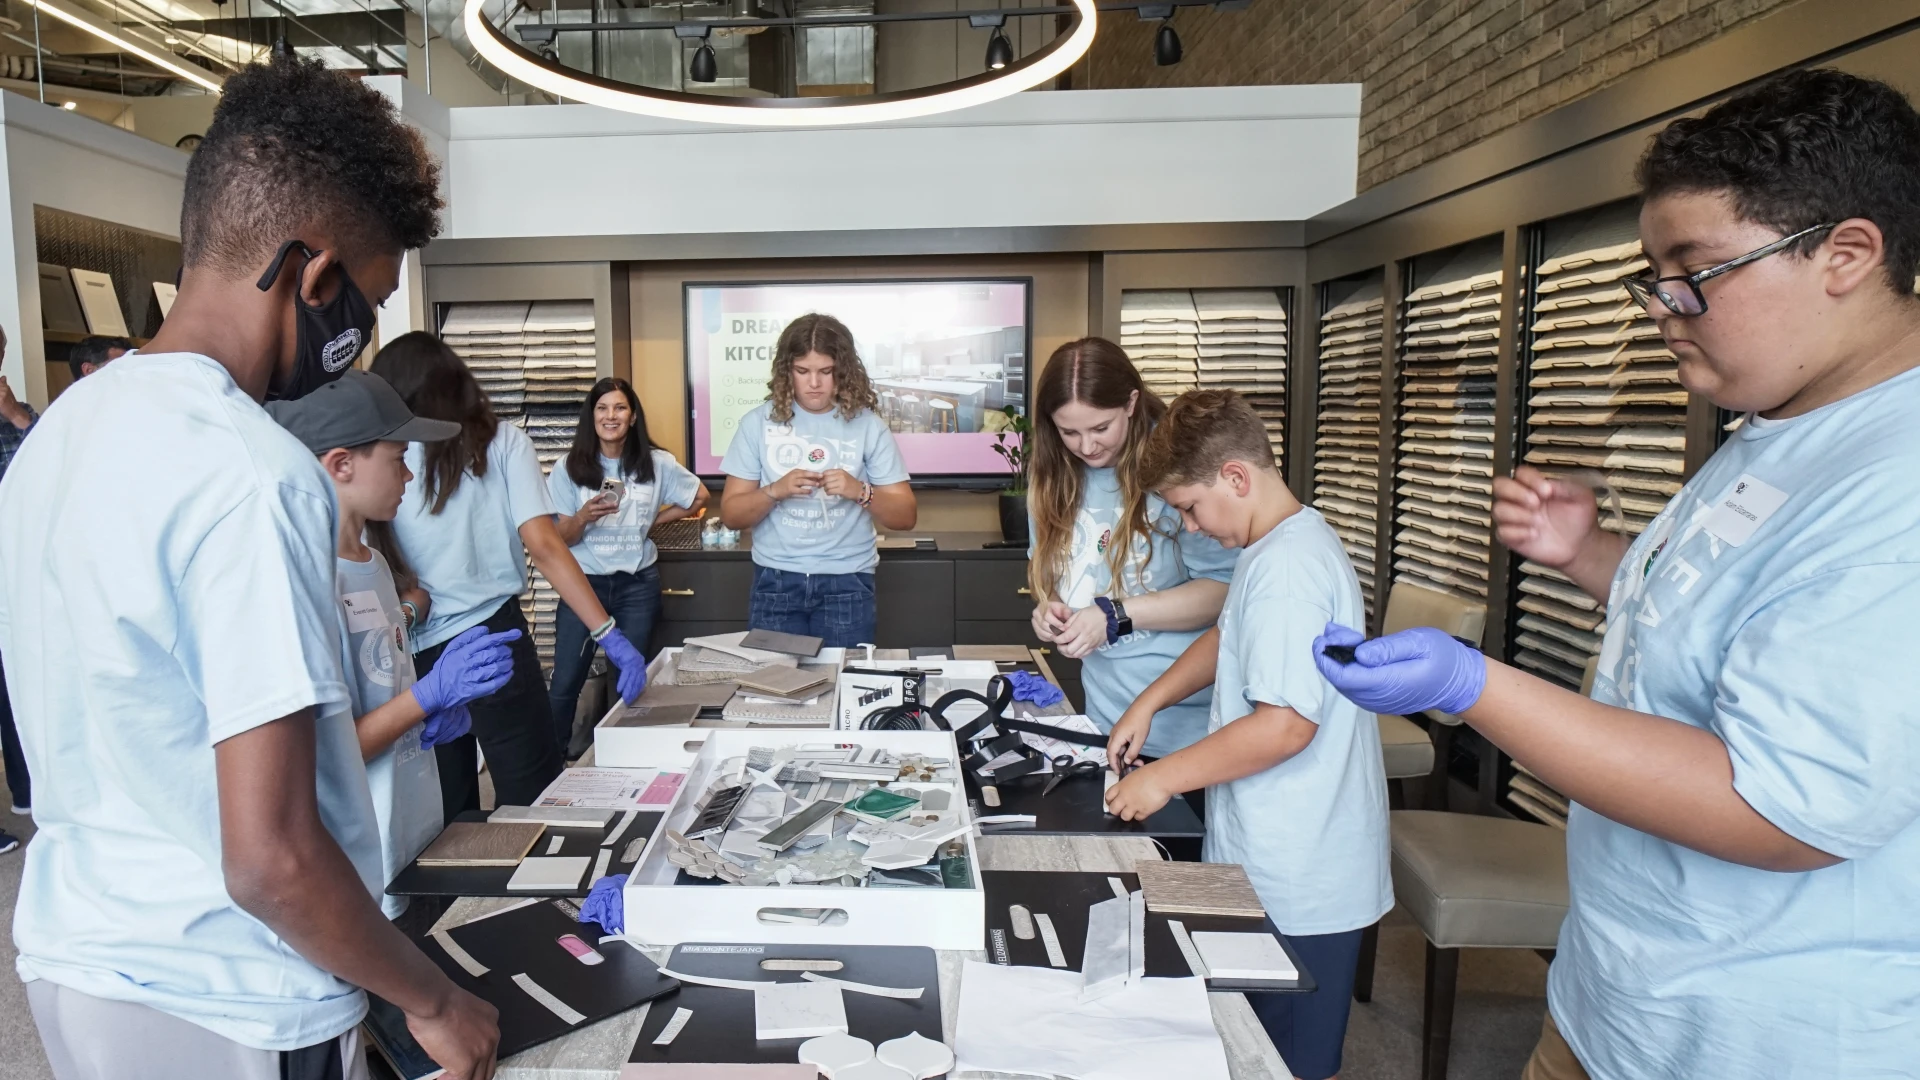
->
[591, 847, 613, 886]
[603, 808, 640, 848]
[430, 929, 489, 977]
[655, 967, 770, 992]
[652, 1007, 694, 1046]
[800, 972, 925, 1000]
[1168, 920, 1209, 978]
[1034, 913, 1067, 968]
[513, 972, 587, 1025]
[545, 835, 564, 856]
[953, 961, 1228, 1080]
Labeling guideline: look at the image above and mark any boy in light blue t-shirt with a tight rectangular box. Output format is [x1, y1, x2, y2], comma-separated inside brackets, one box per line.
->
[1105, 390, 1389, 1080]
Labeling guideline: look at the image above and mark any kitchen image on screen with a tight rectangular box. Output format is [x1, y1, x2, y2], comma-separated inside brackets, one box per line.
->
[685, 279, 1031, 478]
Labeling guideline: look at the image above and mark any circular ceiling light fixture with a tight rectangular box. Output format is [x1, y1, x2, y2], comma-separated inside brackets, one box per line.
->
[462, 0, 1097, 127]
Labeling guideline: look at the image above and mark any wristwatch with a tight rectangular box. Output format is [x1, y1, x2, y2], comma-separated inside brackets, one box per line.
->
[1093, 597, 1133, 643]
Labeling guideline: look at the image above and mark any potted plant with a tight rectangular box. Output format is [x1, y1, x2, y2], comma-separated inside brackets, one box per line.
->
[990, 405, 1031, 545]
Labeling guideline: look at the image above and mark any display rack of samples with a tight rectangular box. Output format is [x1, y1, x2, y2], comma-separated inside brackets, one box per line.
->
[1508, 207, 1688, 829]
[1392, 244, 1503, 605]
[439, 300, 601, 670]
[1118, 290, 1199, 400]
[1311, 279, 1386, 617]
[1191, 289, 1288, 469]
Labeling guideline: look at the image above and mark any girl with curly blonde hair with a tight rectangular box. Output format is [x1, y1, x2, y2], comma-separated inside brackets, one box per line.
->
[719, 313, 917, 645]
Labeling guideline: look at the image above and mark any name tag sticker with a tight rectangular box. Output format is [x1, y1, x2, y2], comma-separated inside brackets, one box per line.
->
[1702, 474, 1788, 547]
[340, 590, 388, 634]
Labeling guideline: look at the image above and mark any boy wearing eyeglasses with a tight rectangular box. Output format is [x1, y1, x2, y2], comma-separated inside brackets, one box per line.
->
[1316, 69, 1920, 1080]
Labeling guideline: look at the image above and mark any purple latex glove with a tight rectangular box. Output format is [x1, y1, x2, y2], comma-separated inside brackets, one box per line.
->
[413, 625, 519, 714]
[419, 703, 472, 750]
[1312, 622, 1487, 717]
[579, 873, 628, 935]
[597, 629, 648, 705]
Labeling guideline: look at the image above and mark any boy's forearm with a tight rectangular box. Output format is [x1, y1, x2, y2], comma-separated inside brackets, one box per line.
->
[1136, 627, 1220, 713]
[1464, 661, 1840, 872]
[357, 693, 429, 761]
[1140, 703, 1314, 795]
[1123, 578, 1228, 634]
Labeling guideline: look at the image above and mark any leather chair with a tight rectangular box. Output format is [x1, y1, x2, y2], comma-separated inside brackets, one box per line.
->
[1390, 656, 1593, 1080]
[1355, 582, 1487, 1004]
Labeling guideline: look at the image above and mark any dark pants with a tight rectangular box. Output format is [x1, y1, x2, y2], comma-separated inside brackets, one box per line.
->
[1248, 927, 1365, 1080]
[748, 566, 876, 648]
[0, 653, 27, 810]
[549, 566, 661, 755]
[421, 600, 559, 819]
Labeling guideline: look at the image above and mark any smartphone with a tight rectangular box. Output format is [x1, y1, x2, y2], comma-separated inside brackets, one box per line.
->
[597, 478, 625, 506]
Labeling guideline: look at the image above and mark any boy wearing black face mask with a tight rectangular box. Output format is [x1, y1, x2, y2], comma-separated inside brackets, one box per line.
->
[0, 55, 502, 1080]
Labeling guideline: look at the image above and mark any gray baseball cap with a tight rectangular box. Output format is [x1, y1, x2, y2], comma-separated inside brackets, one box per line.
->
[267, 370, 461, 453]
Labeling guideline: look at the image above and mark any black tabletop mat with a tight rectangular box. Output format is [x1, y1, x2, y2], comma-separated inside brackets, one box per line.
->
[387, 809, 661, 898]
[982, 870, 1315, 993]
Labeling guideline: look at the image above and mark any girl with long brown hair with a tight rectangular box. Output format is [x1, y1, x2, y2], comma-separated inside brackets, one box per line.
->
[1028, 337, 1234, 758]
[718, 313, 917, 645]
[373, 332, 651, 817]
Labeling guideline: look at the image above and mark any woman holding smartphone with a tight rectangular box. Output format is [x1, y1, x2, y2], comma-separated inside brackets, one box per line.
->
[1027, 337, 1235, 761]
[373, 333, 651, 816]
[547, 377, 707, 754]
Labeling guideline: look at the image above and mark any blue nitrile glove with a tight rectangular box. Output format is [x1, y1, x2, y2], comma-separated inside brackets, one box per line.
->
[1007, 670, 1065, 708]
[419, 704, 472, 750]
[412, 625, 520, 714]
[1312, 622, 1487, 717]
[598, 629, 648, 704]
[580, 873, 629, 935]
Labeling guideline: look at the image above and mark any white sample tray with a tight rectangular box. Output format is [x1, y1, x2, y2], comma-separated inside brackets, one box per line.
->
[622, 728, 984, 952]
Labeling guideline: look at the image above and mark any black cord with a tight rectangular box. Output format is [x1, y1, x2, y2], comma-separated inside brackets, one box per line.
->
[861, 704, 930, 731]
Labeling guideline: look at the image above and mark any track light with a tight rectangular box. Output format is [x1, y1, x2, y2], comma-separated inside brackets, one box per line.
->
[689, 41, 717, 83]
[1154, 20, 1181, 66]
[985, 28, 1013, 70]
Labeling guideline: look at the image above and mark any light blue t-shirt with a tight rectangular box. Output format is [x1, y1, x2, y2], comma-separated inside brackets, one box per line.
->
[1553, 365, 1920, 1080]
[393, 421, 556, 650]
[1033, 468, 1236, 757]
[720, 401, 909, 575]
[1204, 507, 1391, 936]
[337, 549, 441, 919]
[546, 448, 703, 575]
[0, 353, 383, 1050]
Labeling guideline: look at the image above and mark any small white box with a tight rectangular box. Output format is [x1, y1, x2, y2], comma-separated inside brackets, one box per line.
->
[623, 728, 983, 952]
[833, 660, 1002, 730]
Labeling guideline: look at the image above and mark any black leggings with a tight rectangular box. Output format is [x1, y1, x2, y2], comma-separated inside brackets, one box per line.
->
[417, 600, 560, 819]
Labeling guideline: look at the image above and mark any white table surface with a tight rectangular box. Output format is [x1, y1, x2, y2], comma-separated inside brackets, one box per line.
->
[434, 834, 1290, 1079]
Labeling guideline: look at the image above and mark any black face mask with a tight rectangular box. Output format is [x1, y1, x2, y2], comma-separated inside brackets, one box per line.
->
[256, 239, 377, 401]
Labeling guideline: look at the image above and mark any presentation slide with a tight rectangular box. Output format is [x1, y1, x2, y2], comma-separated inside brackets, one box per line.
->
[686, 280, 1030, 478]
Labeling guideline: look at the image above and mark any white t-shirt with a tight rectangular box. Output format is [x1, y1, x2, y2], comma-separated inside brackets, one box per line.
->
[720, 401, 909, 575]
[545, 449, 703, 576]
[0, 352, 383, 1050]
[392, 422, 556, 649]
[1553, 364, 1920, 1080]
[337, 548, 441, 919]
[1203, 507, 1391, 936]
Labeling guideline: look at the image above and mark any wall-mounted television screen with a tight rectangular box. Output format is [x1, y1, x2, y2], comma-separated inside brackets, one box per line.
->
[685, 279, 1031, 481]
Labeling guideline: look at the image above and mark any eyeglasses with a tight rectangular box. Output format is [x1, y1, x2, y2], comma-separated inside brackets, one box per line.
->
[1622, 222, 1837, 317]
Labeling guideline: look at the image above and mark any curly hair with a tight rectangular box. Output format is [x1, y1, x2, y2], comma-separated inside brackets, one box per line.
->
[182, 53, 442, 276]
[1638, 68, 1920, 295]
[767, 313, 878, 423]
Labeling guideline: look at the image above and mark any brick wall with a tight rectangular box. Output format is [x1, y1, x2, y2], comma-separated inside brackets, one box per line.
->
[1080, 0, 1807, 190]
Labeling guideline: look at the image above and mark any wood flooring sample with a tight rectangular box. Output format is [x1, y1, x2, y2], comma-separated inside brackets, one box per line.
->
[415, 821, 546, 867]
[1132, 859, 1267, 919]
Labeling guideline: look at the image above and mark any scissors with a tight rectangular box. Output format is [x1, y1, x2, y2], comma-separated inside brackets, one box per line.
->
[1040, 754, 1103, 797]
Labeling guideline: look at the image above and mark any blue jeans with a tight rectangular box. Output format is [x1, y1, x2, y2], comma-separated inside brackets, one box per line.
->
[748, 566, 876, 648]
[1248, 927, 1365, 1080]
[549, 566, 661, 755]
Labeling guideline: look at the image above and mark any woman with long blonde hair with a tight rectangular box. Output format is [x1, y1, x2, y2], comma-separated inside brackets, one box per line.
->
[719, 313, 917, 645]
[1029, 338, 1234, 759]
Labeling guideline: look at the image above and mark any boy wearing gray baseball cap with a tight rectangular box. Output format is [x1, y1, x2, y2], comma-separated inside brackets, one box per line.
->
[270, 371, 521, 924]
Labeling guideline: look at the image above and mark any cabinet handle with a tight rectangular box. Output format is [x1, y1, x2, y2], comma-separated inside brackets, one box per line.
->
[662, 588, 696, 597]
[1016, 587, 1031, 596]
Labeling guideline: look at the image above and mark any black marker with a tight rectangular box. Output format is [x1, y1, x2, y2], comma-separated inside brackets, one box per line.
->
[1321, 643, 1358, 665]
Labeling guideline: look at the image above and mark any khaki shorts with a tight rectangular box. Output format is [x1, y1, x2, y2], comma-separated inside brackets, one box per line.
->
[1520, 1010, 1590, 1080]
[27, 979, 368, 1080]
